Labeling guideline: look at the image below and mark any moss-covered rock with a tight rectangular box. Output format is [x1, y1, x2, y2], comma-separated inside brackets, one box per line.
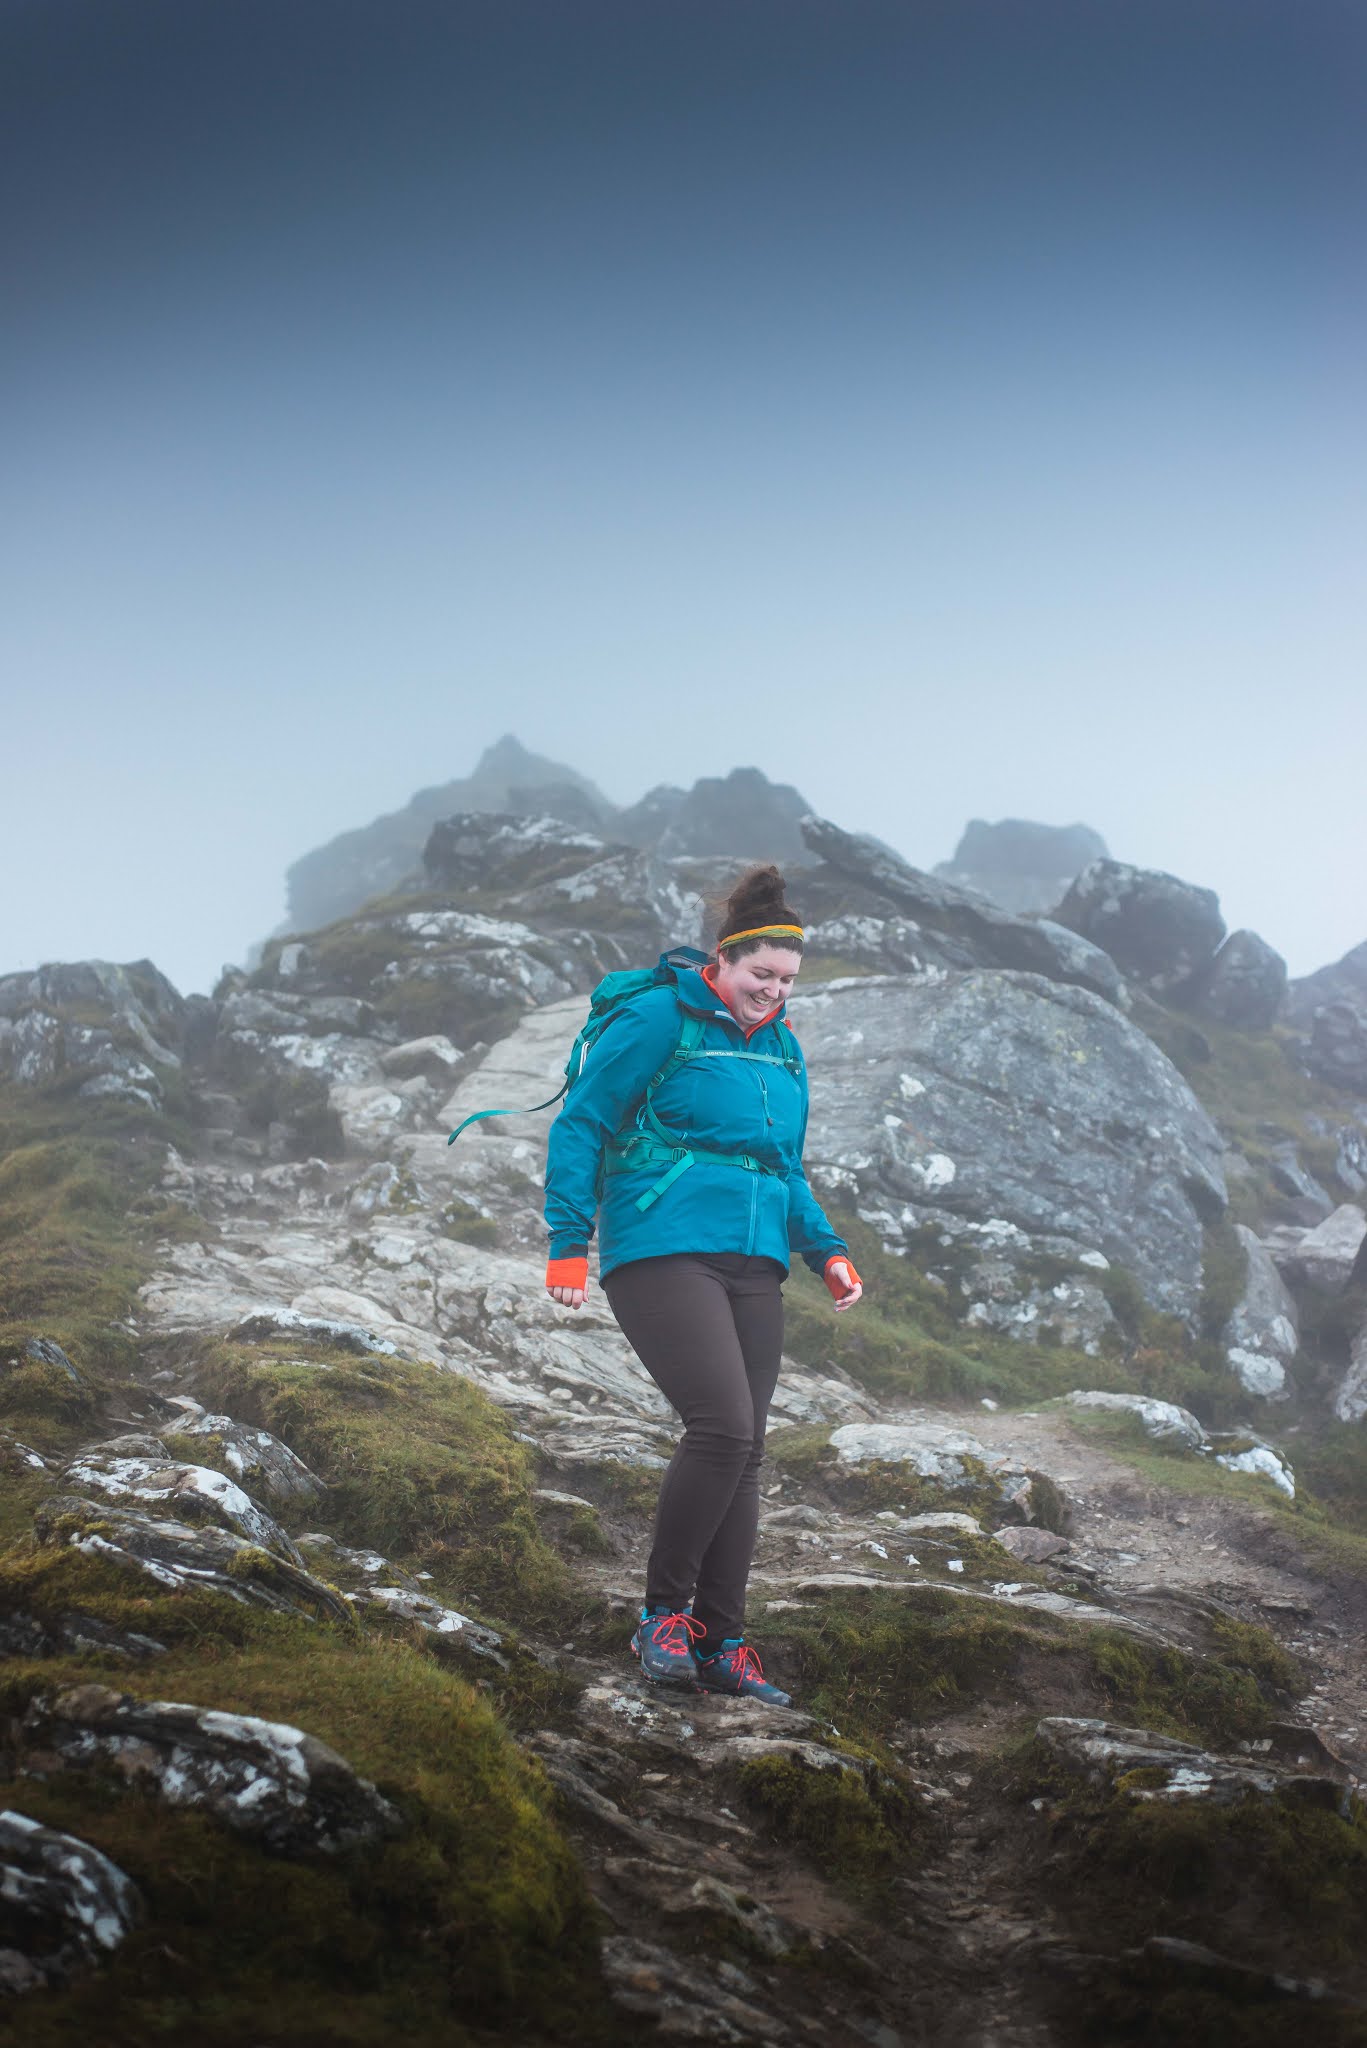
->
[0, 1622, 614, 2046]
[191, 1336, 576, 1627]
[734, 1746, 923, 1888]
[756, 1586, 1290, 1748]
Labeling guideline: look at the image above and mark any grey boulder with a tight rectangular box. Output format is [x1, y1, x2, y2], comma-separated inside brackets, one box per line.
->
[799, 816, 1127, 1004]
[793, 970, 1226, 1320]
[1286, 937, 1367, 1026]
[33, 1496, 352, 1625]
[1190, 930, 1288, 1031]
[1035, 1718, 1346, 1811]
[1065, 1391, 1205, 1449]
[1053, 859, 1226, 995]
[0, 1810, 143, 1993]
[4, 1337, 83, 1388]
[1222, 1226, 1299, 1400]
[826, 1421, 1037, 1515]
[161, 1416, 324, 1505]
[1333, 1319, 1367, 1425]
[21, 1685, 402, 1857]
[1063, 1393, 1294, 1494]
[1307, 1003, 1367, 1094]
[1273, 1205, 1367, 1293]
[61, 1448, 304, 1562]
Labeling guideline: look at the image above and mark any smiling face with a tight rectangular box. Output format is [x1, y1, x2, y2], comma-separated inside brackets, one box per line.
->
[713, 942, 802, 1026]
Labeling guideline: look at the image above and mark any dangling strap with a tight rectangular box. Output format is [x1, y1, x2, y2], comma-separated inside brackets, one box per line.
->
[447, 1083, 568, 1145]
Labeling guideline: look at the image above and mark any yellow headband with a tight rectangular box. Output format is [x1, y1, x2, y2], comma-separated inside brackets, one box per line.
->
[718, 923, 805, 950]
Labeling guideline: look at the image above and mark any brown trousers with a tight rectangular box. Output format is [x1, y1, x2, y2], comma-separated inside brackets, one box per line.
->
[603, 1251, 785, 1648]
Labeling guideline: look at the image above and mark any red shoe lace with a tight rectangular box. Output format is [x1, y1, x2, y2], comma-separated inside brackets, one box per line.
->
[731, 1643, 765, 1684]
[648, 1611, 705, 1654]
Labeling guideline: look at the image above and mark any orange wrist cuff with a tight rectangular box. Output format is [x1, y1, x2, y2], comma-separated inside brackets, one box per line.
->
[823, 1254, 862, 1300]
[546, 1256, 589, 1292]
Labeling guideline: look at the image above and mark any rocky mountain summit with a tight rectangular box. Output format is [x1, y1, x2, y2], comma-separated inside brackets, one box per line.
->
[5, 774, 1367, 2045]
[281, 736, 824, 936]
[933, 819, 1109, 917]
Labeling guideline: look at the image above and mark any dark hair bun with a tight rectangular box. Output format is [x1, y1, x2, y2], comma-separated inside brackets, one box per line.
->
[715, 864, 804, 953]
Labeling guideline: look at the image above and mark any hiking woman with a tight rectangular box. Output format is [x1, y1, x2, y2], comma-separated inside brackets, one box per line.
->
[542, 864, 862, 1705]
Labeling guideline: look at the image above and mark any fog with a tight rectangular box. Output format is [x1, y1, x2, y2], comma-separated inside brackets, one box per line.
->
[4, 0, 1364, 995]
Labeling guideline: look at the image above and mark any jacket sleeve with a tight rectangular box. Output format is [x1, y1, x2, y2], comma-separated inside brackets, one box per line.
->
[784, 1052, 850, 1277]
[543, 989, 684, 1257]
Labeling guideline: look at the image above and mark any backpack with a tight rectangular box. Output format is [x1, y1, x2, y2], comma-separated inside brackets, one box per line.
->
[445, 947, 712, 1147]
[447, 946, 803, 1212]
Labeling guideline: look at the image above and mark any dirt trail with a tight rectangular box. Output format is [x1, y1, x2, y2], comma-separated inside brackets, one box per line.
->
[966, 1401, 1367, 1770]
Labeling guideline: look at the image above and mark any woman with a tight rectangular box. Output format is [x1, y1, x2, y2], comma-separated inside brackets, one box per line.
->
[542, 864, 862, 1705]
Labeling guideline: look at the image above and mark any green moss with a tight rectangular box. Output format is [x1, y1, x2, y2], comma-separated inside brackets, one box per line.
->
[756, 1582, 1289, 1749]
[0, 1073, 191, 1433]
[734, 1749, 922, 1888]
[568, 1459, 665, 1522]
[1200, 1218, 1248, 1340]
[563, 1506, 611, 1556]
[1086, 1629, 1287, 1746]
[1035, 1772, 1367, 1995]
[756, 1586, 1048, 1735]
[192, 1338, 575, 1628]
[1297, 1424, 1367, 1538]
[0, 1623, 615, 2047]
[438, 1197, 500, 1247]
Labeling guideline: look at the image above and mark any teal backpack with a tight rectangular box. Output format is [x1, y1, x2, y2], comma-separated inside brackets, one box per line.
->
[447, 946, 803, 1214]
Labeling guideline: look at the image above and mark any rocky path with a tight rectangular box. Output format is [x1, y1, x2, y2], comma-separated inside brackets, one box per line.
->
[114, 1005, 1367, 2043]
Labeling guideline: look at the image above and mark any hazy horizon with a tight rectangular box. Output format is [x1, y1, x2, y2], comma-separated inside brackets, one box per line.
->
[5, 1, 1364, 995]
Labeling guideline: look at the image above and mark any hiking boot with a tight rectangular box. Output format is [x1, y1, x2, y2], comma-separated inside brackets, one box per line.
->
[631, 1606, 704, 1688]
[693, 1638, 791, 1706]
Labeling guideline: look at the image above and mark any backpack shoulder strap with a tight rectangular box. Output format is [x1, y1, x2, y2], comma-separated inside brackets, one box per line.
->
[773, 1019, 802, 1069]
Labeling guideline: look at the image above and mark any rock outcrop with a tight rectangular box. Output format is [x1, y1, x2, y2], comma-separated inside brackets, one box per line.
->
[1284, 940, 1367, 1091]
[21, 1686, 403, 1855]
[933, 818, 1109, 916]
[0, 1811, 142, 1993]
[283, 735, 617, 931]
[618, 765, 817, 867]
[1223, 1225, 1299, 1400]
[60, 1445, 305, 1561]
[792, 969, 1225, 1320]
[1271, 1205, 1367, 1293]
[798, 817, 1129, 1004]
[1036, 1717, 1349, 1811]
[33, 1496, 353, 1623]
[1053, 859, 1226, 997]
[0, 959, 185, 1108]
[1190, 929, 1288, 1031]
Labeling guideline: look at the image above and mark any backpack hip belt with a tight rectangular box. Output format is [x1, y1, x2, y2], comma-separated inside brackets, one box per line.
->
[602, 1131, 783, 1214]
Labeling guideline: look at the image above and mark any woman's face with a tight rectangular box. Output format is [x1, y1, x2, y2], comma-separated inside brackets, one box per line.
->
[714, 943, 802, 1026]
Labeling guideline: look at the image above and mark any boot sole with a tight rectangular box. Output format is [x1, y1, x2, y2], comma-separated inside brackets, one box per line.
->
[694, 1681, 791, 1706]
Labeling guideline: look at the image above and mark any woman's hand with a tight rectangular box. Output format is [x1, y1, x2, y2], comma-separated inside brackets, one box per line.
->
[546, 1254, 589, 1311]
[823, 1255, 864, 1313]
[548, 1283, 587, 1310]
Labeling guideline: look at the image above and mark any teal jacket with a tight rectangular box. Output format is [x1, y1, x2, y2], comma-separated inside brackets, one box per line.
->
[543, 963, 848, 1281]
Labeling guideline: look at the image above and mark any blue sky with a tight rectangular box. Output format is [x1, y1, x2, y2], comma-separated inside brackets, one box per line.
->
[3, 0, 1364, 993]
